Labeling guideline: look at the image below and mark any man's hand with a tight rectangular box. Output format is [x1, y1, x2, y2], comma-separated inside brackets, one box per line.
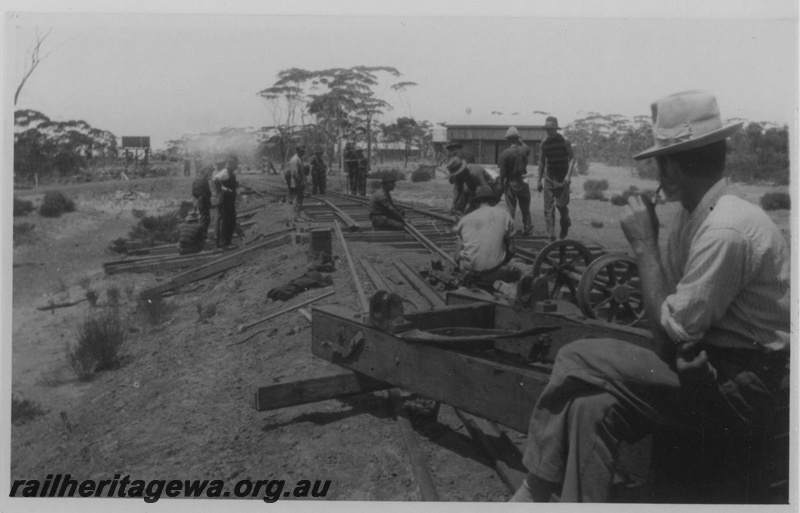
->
[620, 193, 659, 254]
[676, 341, 718, 385]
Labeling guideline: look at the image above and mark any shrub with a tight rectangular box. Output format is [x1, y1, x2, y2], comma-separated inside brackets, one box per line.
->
[584, 190, 608, 201]
[11, 394, 47, 425]
[760, 192, 791, 211]
[67, 309, 127, 379]
[39, 190, 76, 217]
[78, 275, 92, 290]
[128, 211, 182, 246]
[583, 179, 609, 193]
[610, 186, 640, 206]
[368, 168, 405, 182]
[14, 196, 35, 216]
[108, 237, 128, 254]
[410, 165, 433, 183]
[132, 208, 147, 219]
[583, 179, 609, 201]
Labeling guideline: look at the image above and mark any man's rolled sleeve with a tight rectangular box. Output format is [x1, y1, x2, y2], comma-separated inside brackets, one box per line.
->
[660, 227, 752, 343]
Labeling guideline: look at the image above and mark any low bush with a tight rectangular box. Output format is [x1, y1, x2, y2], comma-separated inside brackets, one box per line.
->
[584, 190, 608, 202]
[368, 168, 406, 182]
[39, 190, 76, 218]
[67, 309, 127, 379]
[610, 186, 640, 206]
[760, 191, 791, 211]
[410, 165, 433, 183]
[106, 286, 121, 307]
[583, 179, 609, 193]
[131, 208, 147, 219]
[128, 212, 182, 246]
[108, 237, 129, 254]
[85, 289, 99, 307]
[11, 394, 47, 425]
[14, 196, 35, 216]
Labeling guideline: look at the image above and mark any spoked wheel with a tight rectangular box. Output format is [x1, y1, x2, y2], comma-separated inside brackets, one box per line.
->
[531, 239, 595, 302]
[577, 253, 646, 326]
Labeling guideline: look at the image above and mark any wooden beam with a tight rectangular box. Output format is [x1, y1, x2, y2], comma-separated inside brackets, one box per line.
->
[251, 366, 391, 411]
[393, 261, 446, 308]
[315, 197, 361, 231]
[311, 304, 550, 433]
[140, 232, 291, 299]
[389, 390, 439, 501]
[238, 290, 335, 333]
[334, 220, 369, 314]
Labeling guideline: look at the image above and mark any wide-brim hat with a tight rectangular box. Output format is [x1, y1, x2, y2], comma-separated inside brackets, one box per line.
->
[505, 126, 520, 139]
[446, 156, 468, 177]
[445, 141, 463, 150]
[544, 116, 560, 130]
[472, 185, 496, 204]
[634, 90, 743, 160]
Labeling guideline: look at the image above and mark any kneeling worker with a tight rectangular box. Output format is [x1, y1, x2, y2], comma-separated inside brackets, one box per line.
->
[454, 185, 530, 287]
[369, 176, 405, 230]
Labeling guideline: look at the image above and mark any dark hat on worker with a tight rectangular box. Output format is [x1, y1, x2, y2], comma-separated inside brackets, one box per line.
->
[544, 117, 560, 130]
[472, 185, 497, 204]
[505, 126, 521, 139]
[633, 90, 743, 160]
[296, 144, 307, 152]
[446, 156, 468, 178]
[215, 158, 227, 166]
[381, 175, 399, 184]
[445, 141, 463, 150]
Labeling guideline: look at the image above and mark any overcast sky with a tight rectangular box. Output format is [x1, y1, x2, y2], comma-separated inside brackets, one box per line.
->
[5, 1, 799, 149]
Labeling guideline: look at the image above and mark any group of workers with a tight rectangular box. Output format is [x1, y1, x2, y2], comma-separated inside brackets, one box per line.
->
[178, 154, 240, 255]
[172, 90, 789, 504]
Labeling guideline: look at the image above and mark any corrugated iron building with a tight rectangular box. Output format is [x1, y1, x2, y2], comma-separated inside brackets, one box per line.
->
[442, 113, 548, 166]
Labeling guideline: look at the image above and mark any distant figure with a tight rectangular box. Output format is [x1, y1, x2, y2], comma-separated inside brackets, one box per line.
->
[310, 148, 328, 194]
[212, 155, 239, 248]
[356, 149, 370, 196]
[344, 142, 358, 194]
[454, 185, 531, 288]
[498, 126, 533, 236]
[177, 211, 207, 255]
[447, 157, 496, 219]
[369, 176, 405, 230]
[183, 158, 191, 177]
[287, 145, 307, 221]
[537, 116, 574, 241]
[192, 165, 214, 233]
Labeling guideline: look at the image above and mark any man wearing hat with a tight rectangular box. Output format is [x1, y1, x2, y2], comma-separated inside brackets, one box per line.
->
[498, 127, 533, 235]
[310, 147, 328, 195]
[445, 141, 475, 165]
[537, 116, 574, 241]
[511, 91, 790, 503]
[177, 210, 207, 255]
[344, 141, 359, 195]
[368, 176, 405, 230]
[454, 184, 531, 287]
[447, 156, 496, 218]
[211, 154, 239, 248]
[191, 164, 214, 234]
[356, 148, 370, 197]
[287, 145, 307, 220]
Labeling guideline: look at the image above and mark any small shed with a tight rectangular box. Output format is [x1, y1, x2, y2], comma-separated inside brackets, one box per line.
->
[442, 113, 548, 166]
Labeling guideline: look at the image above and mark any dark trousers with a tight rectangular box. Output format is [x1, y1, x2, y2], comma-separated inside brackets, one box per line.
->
[215, 193, 237, 247]
[311, 172, 326, 194]
[505, 180, 532, 233]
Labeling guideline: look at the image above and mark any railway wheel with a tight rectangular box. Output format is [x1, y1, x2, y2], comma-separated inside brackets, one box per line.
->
[577, 253, 645, 326]
[531, 239, 595, 302]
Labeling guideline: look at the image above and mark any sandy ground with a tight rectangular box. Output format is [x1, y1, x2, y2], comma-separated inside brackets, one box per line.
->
[8, 166, 792, 503]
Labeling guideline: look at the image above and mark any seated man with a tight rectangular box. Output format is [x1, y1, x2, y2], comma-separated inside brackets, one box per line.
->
[447, 157, 497, 218]
[454, 185, 531, 287]
[177, 211, 207, 255]
[510, 91, 790, 503]
[369, 176, 405, 230]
